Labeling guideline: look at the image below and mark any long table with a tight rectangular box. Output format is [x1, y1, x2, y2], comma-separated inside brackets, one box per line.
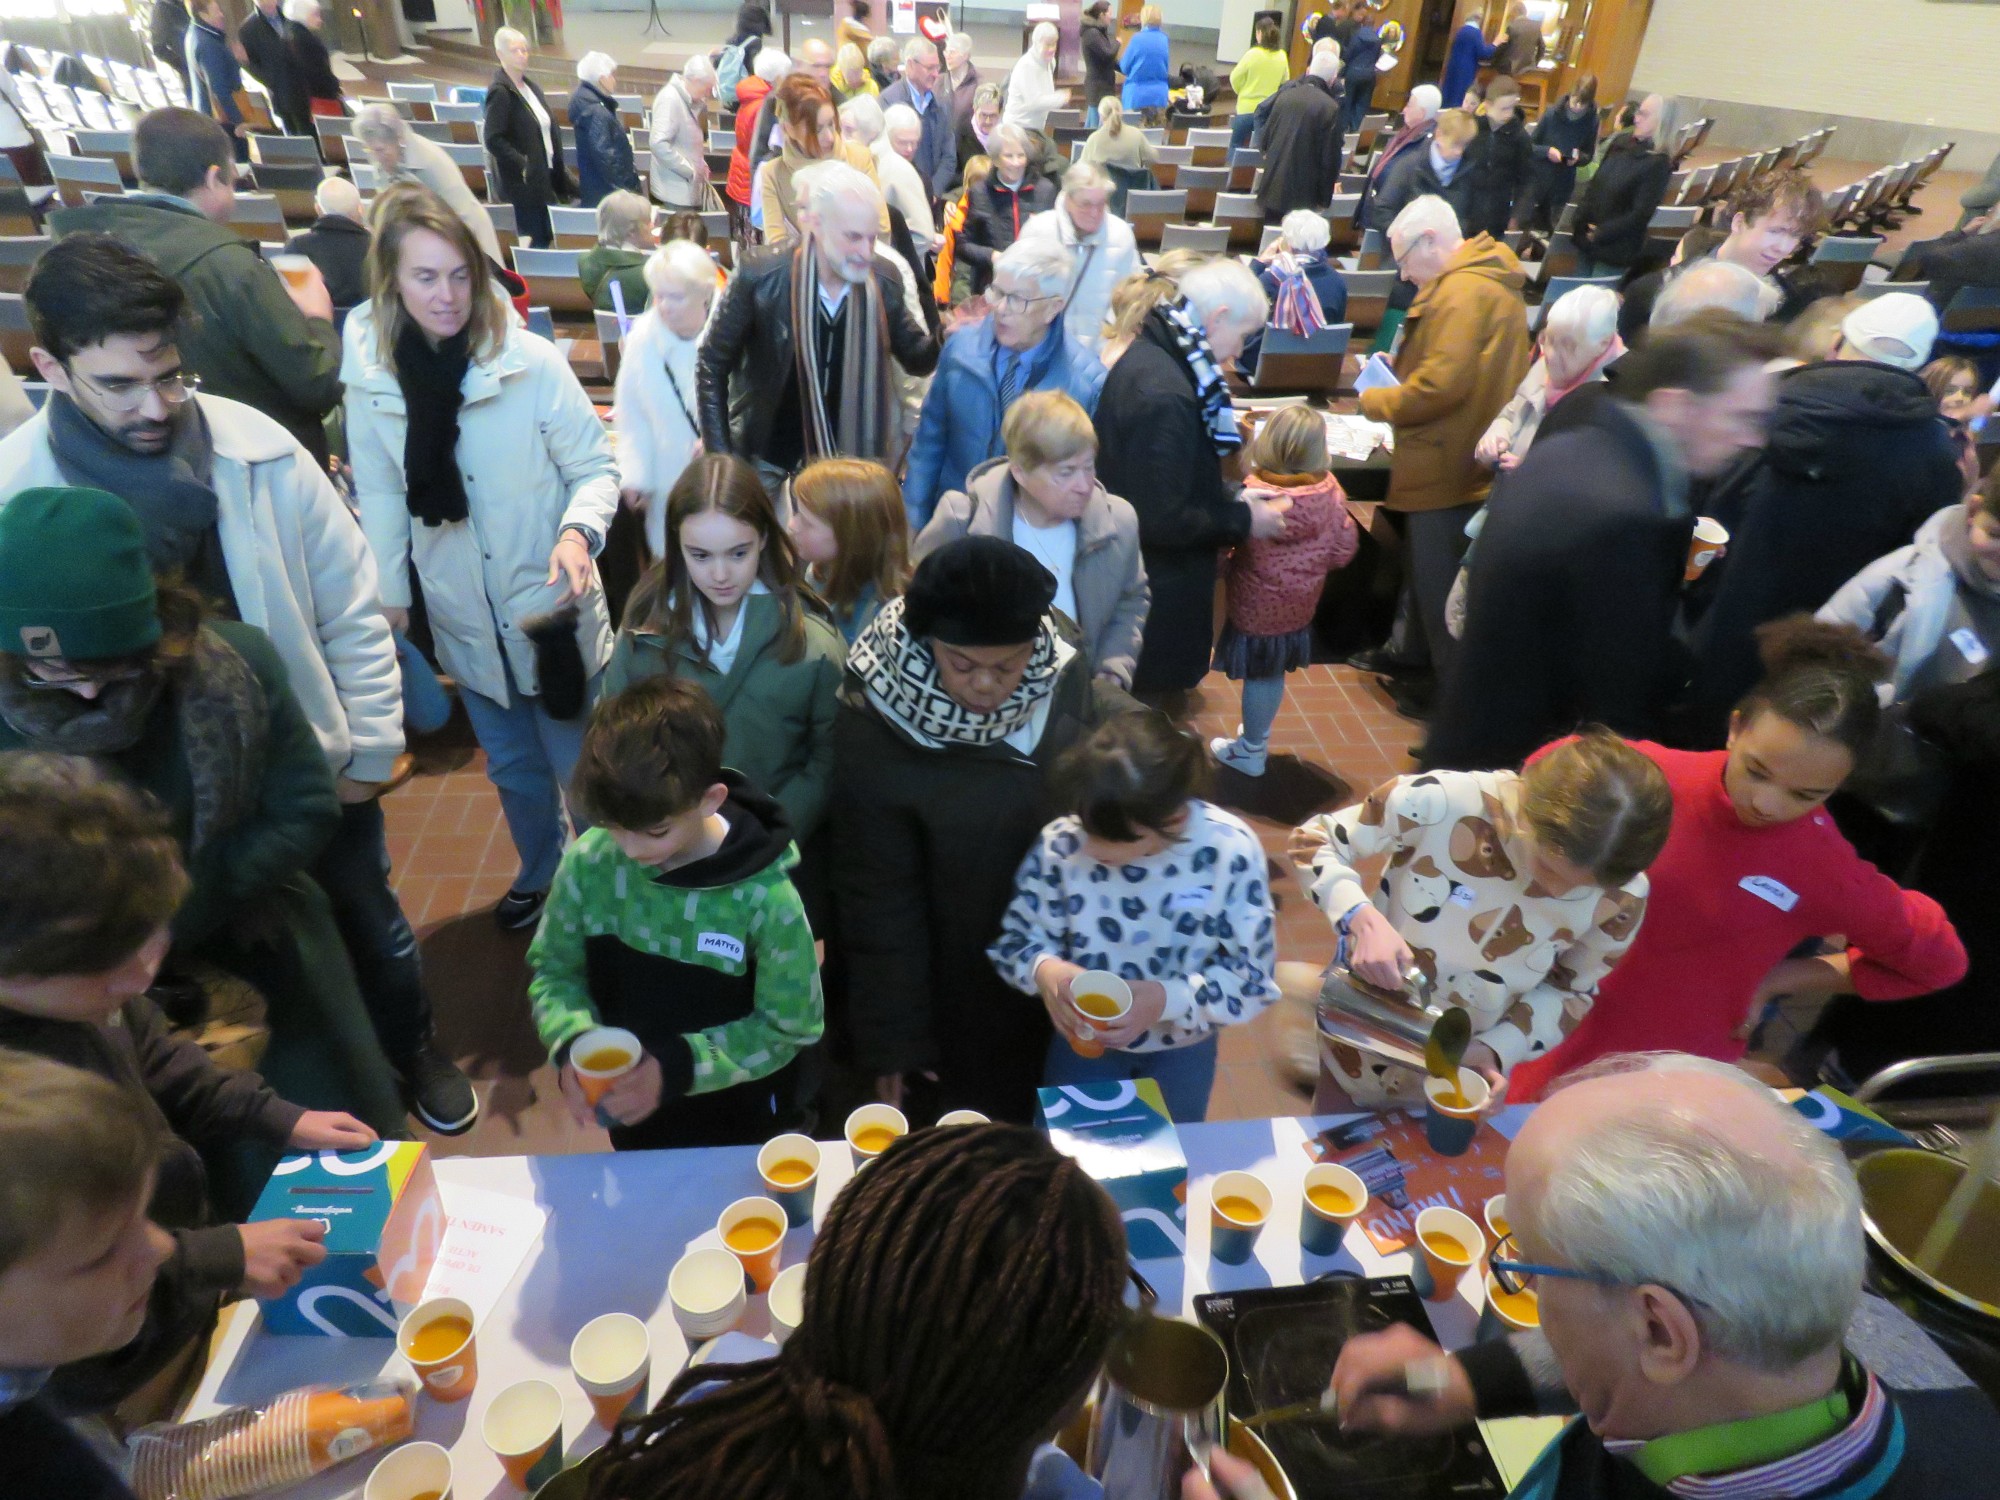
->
[186, 1113, 1562, 1498]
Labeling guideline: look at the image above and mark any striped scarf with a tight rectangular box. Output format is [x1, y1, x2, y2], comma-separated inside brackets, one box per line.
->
[791, 237, 899, 466]
[1151, 297, 1243, 455]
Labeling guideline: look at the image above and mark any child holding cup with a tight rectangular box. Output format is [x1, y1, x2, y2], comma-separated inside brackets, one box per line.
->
[528, 677, 824, 1148]
[989, 714, 1278, 1121]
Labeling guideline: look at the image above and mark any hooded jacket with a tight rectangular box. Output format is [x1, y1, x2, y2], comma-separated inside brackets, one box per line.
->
[914, 457, 1150, 686]
[51, 196, 343, 464]
[1359, 233, 1533, 514]
[1224, 470, 1357, 636]
[1013, 194, 1141, 353]
[1682, 359, 1966, 741]
[528, 772, 822, 1104]
[1819, 504, 2000, 697]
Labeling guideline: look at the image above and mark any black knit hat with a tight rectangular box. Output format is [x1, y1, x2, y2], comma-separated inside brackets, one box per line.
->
[903, 536, 1057, 647]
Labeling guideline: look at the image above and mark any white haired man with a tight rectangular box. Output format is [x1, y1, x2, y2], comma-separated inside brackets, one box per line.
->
[697, 162, 939, 488]
[1210, 1053, 2000, 1500]
[1014, 159, 1139, 353]
[903, 236, 1107, 528]
[650, 53, 716, 208]
[1256, 43, 1345, 222]
[880, 36, 956, 198]
[871, 101, 940, 252]
[283, 173, 369, 309]
[572, 51, 640, 207]
[1003, 21, 1068, 132]
[484, 26, 571, 247]
[1359, 193, 1530, 705]
[353, 103, 504, 265]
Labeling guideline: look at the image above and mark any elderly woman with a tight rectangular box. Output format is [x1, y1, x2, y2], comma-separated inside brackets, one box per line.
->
[727, 48, 787, 239]
[282, 0, 343, 118]
[571, 52, 641, 208]
[1004, 22, 1068, 132]
[1014, 161, 1140, 353]
[867, 36, 902, 92]
[345, 185, 618, 931]
[484, 26, 572, 248]
[904, 237, 1108, 528]
[614, 241, 720, 559]
[1118, 5, 1171, 119]
[649, 53, 716, 210]
[878, 102, 940, 251]
[1243, 206, 1350, 367]
[832, 42, 877, 102]
[578, 190, 656, 313]
[353, 102, 504, 266]
[943, 31, 981, 125]
[1095, 257, 1289, 695]
[959, 122, 1057, 295]
[756, 72, 878, 246]
[1573, 92, 1675, 276]
[832, 535, 1138, 1121]
[1476, 283, 1622, 470]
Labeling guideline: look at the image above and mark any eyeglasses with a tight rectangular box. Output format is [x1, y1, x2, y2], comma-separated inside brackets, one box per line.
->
[67, 366, 201, 415]
[20, 660, 149, 692]
[1488, 1233, 1709, 1307]
[989, 288, 1060, 314]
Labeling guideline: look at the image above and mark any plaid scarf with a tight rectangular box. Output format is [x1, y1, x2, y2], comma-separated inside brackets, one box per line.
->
[1151, 297, 1243, 455]
[848, 596, 1063, 748]
[791, 238, 900, 466]
[1267, 247, 1331, 337]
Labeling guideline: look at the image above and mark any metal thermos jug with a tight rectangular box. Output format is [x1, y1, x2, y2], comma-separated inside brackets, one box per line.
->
[1085, 1309, 1229, 1500]
[1315, 963, 1471, 1074]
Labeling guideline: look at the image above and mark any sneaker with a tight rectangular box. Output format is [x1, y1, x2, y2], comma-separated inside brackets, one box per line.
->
[495, 887, 547, 931]
[401, 1040, 480, 1135]
[1210, 734, 1269, 776]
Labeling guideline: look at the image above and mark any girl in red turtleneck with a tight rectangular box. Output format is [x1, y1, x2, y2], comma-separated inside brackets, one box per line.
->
[1509, 618, 1966, 1102]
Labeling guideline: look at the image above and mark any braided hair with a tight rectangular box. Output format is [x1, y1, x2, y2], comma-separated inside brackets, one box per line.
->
[590, 1123, 1128, 1500]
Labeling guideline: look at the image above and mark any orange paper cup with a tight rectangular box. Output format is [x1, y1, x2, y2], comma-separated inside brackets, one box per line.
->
[571, 1312, 650, 1429]
[397, 1297, 477, 1403]
[1481, 1270, 1541, 1333]
[482, 1379, 565, 1491]
[570, 1027, 642, 1107]
[364, 1440, 453, 1500]
[718, 1195, 788, 1294]
[1412, 1206, 1484, 1303]
[1066, 971, 1132, 1059]
[1482, 1193, 1511, 1246]
[1685, 516, 1729, 582]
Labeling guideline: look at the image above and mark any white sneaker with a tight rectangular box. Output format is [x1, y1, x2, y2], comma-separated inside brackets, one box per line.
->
[1210, 734, 1268, 776]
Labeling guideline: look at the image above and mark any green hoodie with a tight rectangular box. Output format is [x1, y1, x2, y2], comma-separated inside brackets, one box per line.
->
[528, 773, 823, 1102]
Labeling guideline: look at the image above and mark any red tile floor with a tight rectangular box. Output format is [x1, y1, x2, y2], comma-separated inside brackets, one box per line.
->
[382, 660, 1422, 1159]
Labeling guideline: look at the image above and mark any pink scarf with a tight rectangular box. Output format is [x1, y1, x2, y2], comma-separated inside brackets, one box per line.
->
[1545, 335, 1625, 410]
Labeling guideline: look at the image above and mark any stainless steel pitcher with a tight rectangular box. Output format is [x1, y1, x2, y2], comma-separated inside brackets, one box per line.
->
[1315, 963, 1471, 1074]
[1086, 1310, 1229, 1500]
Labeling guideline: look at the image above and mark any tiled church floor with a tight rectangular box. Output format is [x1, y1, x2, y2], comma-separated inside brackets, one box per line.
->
[383, 661, 1422, 1158]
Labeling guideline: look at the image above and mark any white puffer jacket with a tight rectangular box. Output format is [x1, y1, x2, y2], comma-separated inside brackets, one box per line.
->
[1014, 195, 1140, 352]
[344, 312, 619, 707]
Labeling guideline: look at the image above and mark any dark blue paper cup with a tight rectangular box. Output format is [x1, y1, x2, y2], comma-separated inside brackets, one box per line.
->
[1422, 1072, 1490, 1158]
[1299, 1163, 1368, 1257]
[1209, 1170, 1270, 1265]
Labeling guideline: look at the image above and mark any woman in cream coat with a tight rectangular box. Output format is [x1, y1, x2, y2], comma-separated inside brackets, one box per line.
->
[344, 185, 619, 929]
[613, 240, 718, 558]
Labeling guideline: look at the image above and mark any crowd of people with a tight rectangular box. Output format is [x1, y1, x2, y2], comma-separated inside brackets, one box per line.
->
[4, 3, 2000, 1495]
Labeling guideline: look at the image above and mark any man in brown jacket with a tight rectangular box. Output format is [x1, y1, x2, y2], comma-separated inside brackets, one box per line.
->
[1359, 194, 1530, 707]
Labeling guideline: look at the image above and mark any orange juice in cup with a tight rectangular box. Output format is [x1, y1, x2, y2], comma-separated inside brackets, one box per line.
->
[757, 1134, 820, 1229]
[1412, 1206, 1483, 1303]
[844, 1103, 908, 1161]
[270, 252, 315, 294]
[718, 1195, 787, 1293]
[397, 1297, 477, 1402]
[1067, 971, 1132, 1059]
[1479, 1270, 1540, 1337]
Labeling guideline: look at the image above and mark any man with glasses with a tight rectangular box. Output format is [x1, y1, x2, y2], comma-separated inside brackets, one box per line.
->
[902, 238, 1104, 529]
[1221, 1053, 2000, 1500]
[0, 234, 480, 1139]
[880, 38, 956, 200]
[49, 108, 341, 466]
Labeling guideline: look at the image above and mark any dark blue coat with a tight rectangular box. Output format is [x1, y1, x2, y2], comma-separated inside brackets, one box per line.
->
[1342, 23, 1383, 89]
[569, 80, 640, 207]
[187, 18, 241, 126]
[880, 77, 958, 197]
[1439, 21, 1496, 109]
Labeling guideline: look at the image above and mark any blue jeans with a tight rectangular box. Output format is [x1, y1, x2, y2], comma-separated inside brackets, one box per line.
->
[458, 659, 601, 893]
[1043, 1033, 1220, 1122]
[311, 798, 432, 1066]
[1086, 104, 1100, 129]
[1239, 673, 1286, 749]
[1340, 76, 1375, 136]
[1230, 112, 1257, 151]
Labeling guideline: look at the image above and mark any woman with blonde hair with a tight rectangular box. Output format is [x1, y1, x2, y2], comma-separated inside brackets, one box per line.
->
[345, 183, 618, 930]
[756, 72, 879, 245]
[787, 456, 910, 642]
[831, 41, 877, 101]
[1118, 4, 1171, 119]
[1291, 728, 1674, 1108]
[1080, 95, 1159, 177]
[1004, 20, 1068, 131]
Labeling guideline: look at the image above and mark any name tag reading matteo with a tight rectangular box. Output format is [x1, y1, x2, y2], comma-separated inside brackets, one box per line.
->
[697, 932, 746, 962]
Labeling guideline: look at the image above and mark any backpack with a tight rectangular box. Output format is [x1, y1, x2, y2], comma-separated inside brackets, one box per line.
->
[714, 38, 751, 108]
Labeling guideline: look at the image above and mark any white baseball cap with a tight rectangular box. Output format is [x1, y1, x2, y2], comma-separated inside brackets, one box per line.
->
[1839, 292, 1939, 371]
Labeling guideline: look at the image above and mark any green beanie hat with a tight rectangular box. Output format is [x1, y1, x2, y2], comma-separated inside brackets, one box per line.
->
[0, 487, 161, 662]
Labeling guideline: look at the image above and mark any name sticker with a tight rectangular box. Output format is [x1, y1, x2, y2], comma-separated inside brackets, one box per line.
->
[1166, 887, 1213, 914]
[1739, 875, 1800, 912]
[1447, 881, 1478, 909]
[697, 932, 746, 963]
[1950, 627, 1990, 667]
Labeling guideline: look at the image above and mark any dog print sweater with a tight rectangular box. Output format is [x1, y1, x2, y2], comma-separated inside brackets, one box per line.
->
[1294, 769, 1648, 1106]
[990, 801, 1279, 1054]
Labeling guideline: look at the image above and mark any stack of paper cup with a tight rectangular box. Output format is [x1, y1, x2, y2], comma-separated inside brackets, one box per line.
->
[669, 1246, 747, 1341]
[767, 1263, 807, 1345]
[131, 1382, 416, 1500]
[570, 1313, 651, 1428]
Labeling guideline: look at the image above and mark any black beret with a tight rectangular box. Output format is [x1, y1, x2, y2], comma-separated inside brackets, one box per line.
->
[903, 536, 1057, 647]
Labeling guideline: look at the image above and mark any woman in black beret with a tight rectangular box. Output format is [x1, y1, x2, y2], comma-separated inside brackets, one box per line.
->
[830, 536, 1140, 1123]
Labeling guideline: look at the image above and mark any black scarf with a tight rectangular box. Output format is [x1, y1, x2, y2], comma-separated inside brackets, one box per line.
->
[393, 321, 473, 527]
[48, 392, 234, 613]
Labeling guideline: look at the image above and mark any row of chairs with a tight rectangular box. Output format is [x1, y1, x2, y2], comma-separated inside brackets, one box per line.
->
[1670, 126, 1836, 209]
[1825, 144, 1956, 232]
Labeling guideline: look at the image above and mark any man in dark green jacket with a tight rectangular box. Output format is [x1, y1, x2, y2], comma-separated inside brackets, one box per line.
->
[51, 108, 341, 465]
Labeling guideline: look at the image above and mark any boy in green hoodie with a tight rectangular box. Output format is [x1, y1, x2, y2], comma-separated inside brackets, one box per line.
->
[530, 677, 823, 1149]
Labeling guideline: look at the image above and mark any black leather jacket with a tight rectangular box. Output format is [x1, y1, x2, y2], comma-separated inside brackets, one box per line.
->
[696, 243, 939, 460]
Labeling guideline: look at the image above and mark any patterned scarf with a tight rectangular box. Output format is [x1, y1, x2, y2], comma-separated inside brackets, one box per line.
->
[1150, 297, 1243, 455]
[0, 626, 268, 856]
[1266, 247, 1331, 337]
[791, 237, 900, 466]
[847, 596, 1063, 748]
